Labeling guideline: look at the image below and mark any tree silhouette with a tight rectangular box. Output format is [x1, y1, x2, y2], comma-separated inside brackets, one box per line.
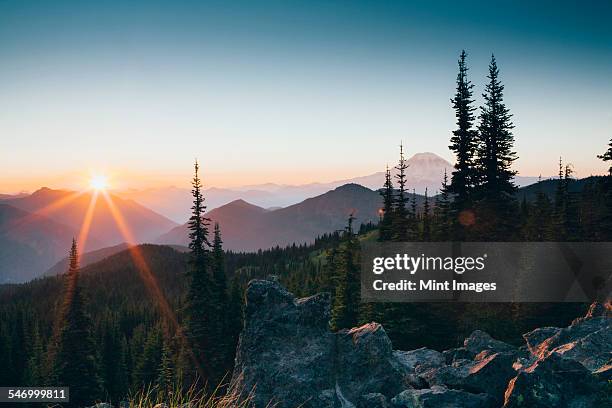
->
[184, 159, 213, 384]
[448, 50, 478, 239]
[52, 239, 102, 407]
[474, 55, 518, 239]
[597, 136, 612, 176]
[378, 165, 395, 241]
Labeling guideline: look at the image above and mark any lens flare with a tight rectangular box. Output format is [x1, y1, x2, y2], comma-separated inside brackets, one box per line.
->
[89, 175, 108, 191]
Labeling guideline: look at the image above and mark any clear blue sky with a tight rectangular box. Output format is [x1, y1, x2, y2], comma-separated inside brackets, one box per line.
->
[1, 0, 611, 192]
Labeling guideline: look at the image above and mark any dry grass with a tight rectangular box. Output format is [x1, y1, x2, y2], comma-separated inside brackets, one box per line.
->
[127, 378, 259, 408]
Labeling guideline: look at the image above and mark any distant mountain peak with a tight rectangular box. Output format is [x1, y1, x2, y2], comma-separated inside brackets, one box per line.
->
[408, 152, 451, 163]
[332, 183, 373, 193]
[225, 199, 265, 210]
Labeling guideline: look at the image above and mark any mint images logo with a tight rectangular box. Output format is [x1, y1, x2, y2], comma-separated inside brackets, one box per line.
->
[361, 242, 612, 303]
[372, 253, 487, 275]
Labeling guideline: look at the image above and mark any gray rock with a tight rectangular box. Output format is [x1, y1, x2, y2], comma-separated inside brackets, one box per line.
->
[522, 326, 561, 354]
[523, 308, 611, 372]
[584, 300, 612, 319]
[391, 385, 493, 408]
[335, 323, 405, 402]
[393, 347, 445, 374]
[443, 347, 473, 365]
[503, 352, 605, 408]
[230, 281, 610, 408]
[231, 280, 335, 408]
[463, 330, 515, 357]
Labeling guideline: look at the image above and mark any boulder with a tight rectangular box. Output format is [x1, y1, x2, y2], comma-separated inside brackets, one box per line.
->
[523, 303, 612, 372]
[231, 280, 335, 408]
[335, 323, 405, 401]
[393, 347, 445, 374]
[230, 281, 610, 408]
[463, 330, 515, 357]
[503, 352, 605, 408]
[391, 385, 494, 408]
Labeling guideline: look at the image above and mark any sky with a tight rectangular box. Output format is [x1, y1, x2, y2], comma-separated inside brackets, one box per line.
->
[1, 0, 611, 193]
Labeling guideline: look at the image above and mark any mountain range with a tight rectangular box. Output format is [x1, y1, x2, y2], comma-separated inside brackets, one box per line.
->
[0, 189, 177, 283]
[0, 204, 88, 283]
[119, 152, 544, 223]
[2, 187, 177, 247]
[0, 153, 560, 283]
[156, 183, 421, 252]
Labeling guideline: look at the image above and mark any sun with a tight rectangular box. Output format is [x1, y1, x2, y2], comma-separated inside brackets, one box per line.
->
[89, 174, 109, 191]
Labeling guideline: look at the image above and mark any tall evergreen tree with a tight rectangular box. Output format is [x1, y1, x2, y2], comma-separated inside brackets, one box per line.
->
[475, 55, 519, 239]
[422, 188, 431, 241]
[378, 165, 395, 241]
[330, 214, 360, 331]
[433, 170, 451, 240]
[448, 50, 478, 239]
[24, 322, 44, 386]
[524, 177, 553, 241]
[52, 239, 102, 406]
[134, 326, 163, 387]
[210, 222, 230, 381]
[184, 159, 213, 384]
[392, 143, 411, 241]
[597, 136, 612, 176]
[157, 336, 175, 398]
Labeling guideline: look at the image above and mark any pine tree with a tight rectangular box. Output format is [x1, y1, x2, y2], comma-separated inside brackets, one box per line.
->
[448, 50, 478, 239]
[52, 239, 102, 406]
[392, 143, 411, 241]
[378, 165, 395, 241]
[597, 136, 612, 176]
[226, 280, 244, 363]
[524, 177, 553, 241]
[157, 336, 175, 398]
[184, 159, 214, 384]
[24, 322, 44, 386]
[210, 222, 230, 382]
[474, 55, 519, 239]
[134, 326, 163, 387]
[410, 188, 418, 232]
[433, 170, 451, 240]
[330, 214, 361, 331]
[422, 188, 431, 241]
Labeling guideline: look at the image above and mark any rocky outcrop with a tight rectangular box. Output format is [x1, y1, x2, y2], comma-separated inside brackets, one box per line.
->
[231, 280, 611, 408]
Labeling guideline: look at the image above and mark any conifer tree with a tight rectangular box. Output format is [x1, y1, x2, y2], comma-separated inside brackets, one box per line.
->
[524, 177, 553, 241]
[410, 188, 418, 231]
[330, 214, 360, 331]
[392, 144, 411, 241]
[53, 239, 102, 406]
[210, 222, 230, 381]
[597, 136, 612, 239]
[157, 337, 175, 398]
[184, 159, 213, 384]
[226, 280, 244, 362]
[378, 165, 395, 241]
[24, 322, 44, 386]
[422, 188, 431, 241]
[134, 326, 163, 387]
[448, 51, 478, 239]
[597, 136, 612, 176]
[433, 170, 451, 240]
[475, 55, 519, 239]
